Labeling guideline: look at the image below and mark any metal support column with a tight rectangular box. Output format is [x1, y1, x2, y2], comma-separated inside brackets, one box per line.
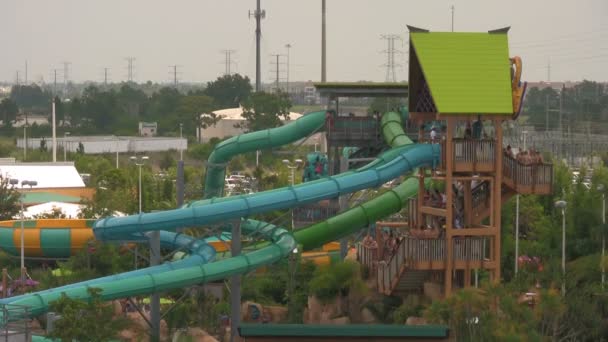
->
[149, 230, 161, 341]
[230, 221, 242, 342]
[339, 156, 349, 259]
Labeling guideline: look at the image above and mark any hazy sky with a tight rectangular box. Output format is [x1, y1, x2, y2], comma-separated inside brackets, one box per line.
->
[2, 0, 607, 85]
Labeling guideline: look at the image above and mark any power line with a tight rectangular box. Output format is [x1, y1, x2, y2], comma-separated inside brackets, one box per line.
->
[380, 34, 402, 82]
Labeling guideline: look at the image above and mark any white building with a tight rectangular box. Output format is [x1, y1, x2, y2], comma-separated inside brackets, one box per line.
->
[16, 136, 187, 154]
[138, 122, 158, 136]
[197, 106, 303, 142]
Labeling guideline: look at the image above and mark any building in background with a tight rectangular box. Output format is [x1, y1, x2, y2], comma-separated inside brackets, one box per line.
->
[16, 136, 187, 155]
[138, 122, 158, 137]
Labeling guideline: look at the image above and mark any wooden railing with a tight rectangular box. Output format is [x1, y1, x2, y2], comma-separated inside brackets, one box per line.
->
[376, 236, 488, 294]
[356, 244, 379, 276]
[503, 154, 553, 194]
[453, 237, 487, 261]
[377, 237, 446, 294]
[453, 139, 496, 171]
[327, 117, 379, 142]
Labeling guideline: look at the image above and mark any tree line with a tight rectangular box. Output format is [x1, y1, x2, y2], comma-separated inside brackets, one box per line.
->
[523, 80, 608, 133]
[0, 74, 293, 138]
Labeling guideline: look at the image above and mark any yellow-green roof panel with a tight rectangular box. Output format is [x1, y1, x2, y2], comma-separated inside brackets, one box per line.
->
[411, 32, 512, 114]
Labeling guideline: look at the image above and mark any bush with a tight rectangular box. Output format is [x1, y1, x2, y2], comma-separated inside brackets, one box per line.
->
[309, 261, 366, 304]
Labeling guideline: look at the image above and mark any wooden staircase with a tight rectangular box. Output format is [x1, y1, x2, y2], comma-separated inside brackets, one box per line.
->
[372, 159, 553, 296]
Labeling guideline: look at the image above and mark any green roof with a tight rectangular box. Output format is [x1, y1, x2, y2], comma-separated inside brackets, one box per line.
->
[238, 324, 449, 338]
[410, 32, 512, 114]
[21, 192, 82, 205]
[314, 82, 408, 98]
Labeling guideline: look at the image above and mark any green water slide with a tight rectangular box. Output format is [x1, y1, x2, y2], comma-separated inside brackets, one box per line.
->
[0, 112, 437, 320]
[204, 110, 327, 198]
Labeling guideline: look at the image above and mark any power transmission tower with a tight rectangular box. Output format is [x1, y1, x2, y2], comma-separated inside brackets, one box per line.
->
[15, 71, 20, 86]
[285, 44, 292, 93]
[126, 57, 136, 82]
[249, 0, 265, 92]
[169, 65, 182, 87]
[51, 69, 59, 96]
[381, 34, 403, 82]
[269, 54, 286, 93]
[221, 50, 236, 75]
[102, 67, 110, 86]
[62, 61, 71, 96]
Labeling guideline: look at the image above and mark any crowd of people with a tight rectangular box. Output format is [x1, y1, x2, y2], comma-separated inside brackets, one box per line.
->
[504, 145, 544, 165]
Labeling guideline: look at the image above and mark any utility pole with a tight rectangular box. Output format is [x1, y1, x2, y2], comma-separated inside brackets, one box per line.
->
[545, 94, 549, 131]
[381, 34, 402, 82]
[270, 54, 285, 93]
[221, 50, 236, 75]
[126, 57, 136, 82]
[52, 69, 59, 96]
[24, 60, 28, 84]
[450, 5, 455, 32]
[169, 65, 181, 87]
[547, 59, 551, 82]
[321, 0, 327, 82]
[15, 71, 20, 86]
[559, 85, 564, 160]
[285, 44, 292, 93]
[249, 0, 265, 92]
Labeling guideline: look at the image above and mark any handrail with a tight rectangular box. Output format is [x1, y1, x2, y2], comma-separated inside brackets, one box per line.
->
[376, 236, 488, 294]
[356, 244, 379, 275]
[503, 154, 553, 192]
[328, 116, 380, 142]
[453, 138, 496, 167]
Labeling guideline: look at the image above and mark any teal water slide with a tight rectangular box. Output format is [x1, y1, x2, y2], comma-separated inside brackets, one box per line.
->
[0, 111, 438, 320]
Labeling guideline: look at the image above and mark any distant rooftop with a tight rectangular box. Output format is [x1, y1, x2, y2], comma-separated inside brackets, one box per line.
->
[314, 82, 408, 98]
[0, 162, 85, 188]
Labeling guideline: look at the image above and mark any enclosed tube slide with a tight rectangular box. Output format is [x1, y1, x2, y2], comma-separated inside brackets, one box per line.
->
[204, 110, 327, 198]
[1, 112, 438, 320]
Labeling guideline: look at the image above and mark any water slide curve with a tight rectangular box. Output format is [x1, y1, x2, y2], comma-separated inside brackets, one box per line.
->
[0, 110, 439, 320]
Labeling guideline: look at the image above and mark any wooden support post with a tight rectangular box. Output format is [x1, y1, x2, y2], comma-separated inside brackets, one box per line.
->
[417, 169, 424, 229]
[444, 117, 455, 296]
[463, 181, 472, 226]
[493, 119, 503, 283]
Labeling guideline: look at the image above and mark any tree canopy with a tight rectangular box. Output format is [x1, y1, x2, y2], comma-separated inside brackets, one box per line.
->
[238, 91, 292, 132]
[203, 73, 252, 108]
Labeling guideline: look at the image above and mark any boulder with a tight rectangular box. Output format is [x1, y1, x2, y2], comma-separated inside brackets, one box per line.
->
[360, 307, 376, 323]
[265, 305, 288, 323]
[405, 316, 428, 325]
[423, 282, 443, 301]
[241, 301, 263, 322]
[330, 316, 350, 325]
